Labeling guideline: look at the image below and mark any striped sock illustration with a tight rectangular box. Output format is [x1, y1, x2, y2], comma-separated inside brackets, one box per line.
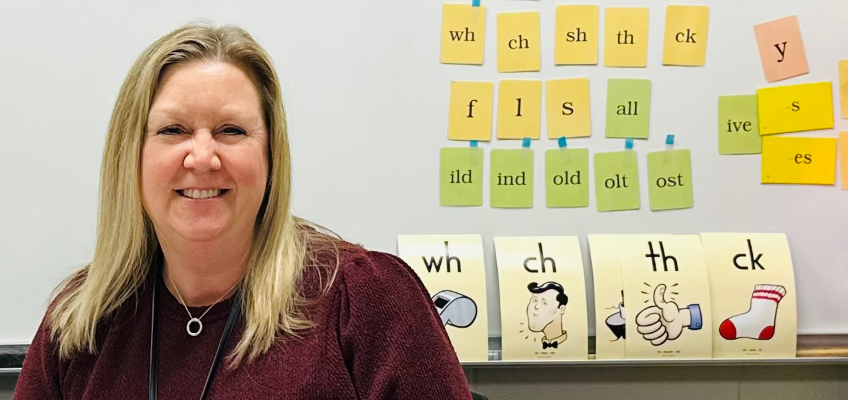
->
[719, 285, 786, 341]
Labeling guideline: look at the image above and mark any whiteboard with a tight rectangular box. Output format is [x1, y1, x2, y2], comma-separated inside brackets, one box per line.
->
[1, 0, 847, 344]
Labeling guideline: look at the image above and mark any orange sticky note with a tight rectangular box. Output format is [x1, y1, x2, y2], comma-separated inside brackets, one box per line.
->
[754, 16, 809, 83]
[840, 132, 848, 189]
[840, 60, 848, 119]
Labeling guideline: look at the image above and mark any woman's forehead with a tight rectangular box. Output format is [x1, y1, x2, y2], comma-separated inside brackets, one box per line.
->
[152, 62, 260, 109]
[149, 102, 257, 122]
[148, 62, 263, 125]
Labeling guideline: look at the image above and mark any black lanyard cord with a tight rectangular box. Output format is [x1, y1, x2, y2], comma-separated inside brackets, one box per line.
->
[149, 273, 243, 400]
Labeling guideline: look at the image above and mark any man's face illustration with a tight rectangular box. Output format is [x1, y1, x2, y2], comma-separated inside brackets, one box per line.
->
[527, 289, 564, 332]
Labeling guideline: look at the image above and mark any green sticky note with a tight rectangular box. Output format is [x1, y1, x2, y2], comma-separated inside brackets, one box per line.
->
[718, 94, 761, 155]
[545, 148, 589, 208]
[593, 151, 640, 212]
[606, 79, 651, 139]
[491, 149, 534, 208]
[440, 148, 483, 206]
[647, 149, 694, 211]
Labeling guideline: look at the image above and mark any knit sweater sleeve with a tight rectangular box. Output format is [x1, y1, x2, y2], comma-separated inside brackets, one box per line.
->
[337, 250, 472, 400]
[15, 314, 63, 399]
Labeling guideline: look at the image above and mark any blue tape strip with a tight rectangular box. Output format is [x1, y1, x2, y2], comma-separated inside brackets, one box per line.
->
[625, 138, 634, 150]
[472, 0, 480, 6]
[522, 137, 531, 148]
[665, 134, 675, 146]
[470, 140, 478, 148]
[558, 136, 568, 148]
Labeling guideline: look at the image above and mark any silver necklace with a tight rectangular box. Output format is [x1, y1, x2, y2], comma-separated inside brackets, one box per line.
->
[167, 274, 241, 337]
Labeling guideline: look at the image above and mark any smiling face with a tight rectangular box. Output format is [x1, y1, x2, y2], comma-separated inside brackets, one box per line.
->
[526, 289, 565, 332]
[141, 61, 268, 244]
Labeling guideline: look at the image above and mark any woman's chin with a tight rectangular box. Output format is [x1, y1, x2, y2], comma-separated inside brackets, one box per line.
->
[171, 224, 229, 243]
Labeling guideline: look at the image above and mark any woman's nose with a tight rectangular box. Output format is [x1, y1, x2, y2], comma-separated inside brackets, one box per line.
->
[184, 130, 222, 172]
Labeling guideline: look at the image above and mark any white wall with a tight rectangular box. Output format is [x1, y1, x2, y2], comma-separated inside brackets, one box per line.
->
[1, 0, 847, 344]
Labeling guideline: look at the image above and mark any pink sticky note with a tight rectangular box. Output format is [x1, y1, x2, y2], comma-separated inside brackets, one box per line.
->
[754, 16, 809, 83]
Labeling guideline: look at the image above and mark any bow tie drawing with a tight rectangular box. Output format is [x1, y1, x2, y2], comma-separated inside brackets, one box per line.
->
[542, 341, 558, 349]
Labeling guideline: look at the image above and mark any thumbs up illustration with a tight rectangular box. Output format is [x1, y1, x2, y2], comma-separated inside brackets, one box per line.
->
[635, 284, 703, 346]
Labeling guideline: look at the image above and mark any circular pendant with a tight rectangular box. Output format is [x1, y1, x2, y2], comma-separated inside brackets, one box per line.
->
[187, 318, 203, 337]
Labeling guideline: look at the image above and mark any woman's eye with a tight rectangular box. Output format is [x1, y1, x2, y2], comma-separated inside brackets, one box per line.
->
[158, 127, 184, 135]
[221, 127, 246, 135]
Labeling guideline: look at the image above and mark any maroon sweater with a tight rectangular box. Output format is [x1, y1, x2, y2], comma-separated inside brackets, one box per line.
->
[16, 248, 472, 399]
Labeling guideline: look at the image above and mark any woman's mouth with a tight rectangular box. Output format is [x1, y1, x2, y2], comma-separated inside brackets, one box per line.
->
[176, 189, 229, 199]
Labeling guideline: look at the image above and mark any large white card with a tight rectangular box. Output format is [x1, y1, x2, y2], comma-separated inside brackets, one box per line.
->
[397, 235, 489, 362]
[619, 235, 714, 359]
[494, 236, 589, 360]
[701, 233, 797, 358]
[588, 235, 672, 359]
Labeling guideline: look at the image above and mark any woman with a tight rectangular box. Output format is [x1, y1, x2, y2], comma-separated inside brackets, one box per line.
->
[16, 22, 472, 399]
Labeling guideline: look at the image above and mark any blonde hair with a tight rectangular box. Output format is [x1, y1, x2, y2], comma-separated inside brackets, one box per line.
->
[48, 21, 347, 366]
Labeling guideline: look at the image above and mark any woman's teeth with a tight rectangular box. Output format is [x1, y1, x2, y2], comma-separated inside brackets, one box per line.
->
[179, 189, 222, 199]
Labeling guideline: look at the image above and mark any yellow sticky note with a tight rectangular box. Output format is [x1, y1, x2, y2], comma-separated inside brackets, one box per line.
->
[840, 60, 848, 119]
[761, 137, 837, 185]
[604, 8, 649, 68]
[757, 82, 834, 135]
[545, 78, 590, 138]
[662, 5, 710, 66]
[554, 5, 599, 65]
[840, 132, 848, 189]
[448, 81, 494, 141]
[497, 12, 541, 72]
[440, 4, 486, 65]
[498, 80, 542, 140]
